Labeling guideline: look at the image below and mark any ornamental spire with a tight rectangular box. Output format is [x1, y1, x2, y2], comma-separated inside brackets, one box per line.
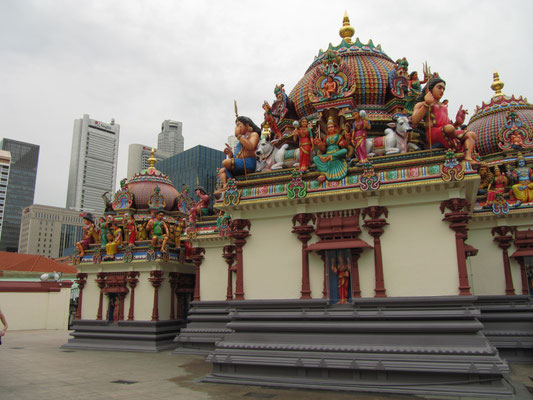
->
[491, 71, 504, 98]
[339, 11, 355, 44]
[148, 148, 157, 168]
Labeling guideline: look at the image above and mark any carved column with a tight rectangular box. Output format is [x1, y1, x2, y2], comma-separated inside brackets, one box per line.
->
[440, 199, 472, 296]
[517, 258, 530, 295]
[222, 245, 237, 301]
[192, 248, 206, 301]
[94, 272, 106, 320]
[169, 272, 179, 319]
[512, 228, 533, 295]
[319, 253, 328, 299]
[292, 213, 316, 299]
[362, 206, 389, 298]
[350, 249, 362, 298]
[229, 219, 251, 301]
[118, 293, 126, 321]
[149, 270, 165, 321]
[74, 273, 88, 320]
[491, 226, 515, 295]
[126, 271, 139, 320]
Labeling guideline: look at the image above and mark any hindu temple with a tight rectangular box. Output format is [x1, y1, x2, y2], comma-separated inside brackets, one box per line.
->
[66, 13, 533, 398]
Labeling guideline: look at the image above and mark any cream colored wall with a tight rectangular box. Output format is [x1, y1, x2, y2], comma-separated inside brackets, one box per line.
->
[243, 216, 302, 300]
[157, 274, 172, 320]
[0, 288, 71, 330]
[199, 244, 230, 301]
[133, 271, 156, 321]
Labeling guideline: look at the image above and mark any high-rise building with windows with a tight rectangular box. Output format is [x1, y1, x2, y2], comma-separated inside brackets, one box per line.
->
[19, 204, 99, 258]
[156, 145, 225, 199]
[66, 114, 120, 212]
[127, 144, 170, 179]
[157, 120, 184, 156]
[0, 150, 11, 242]
[0, 139, 40, 252]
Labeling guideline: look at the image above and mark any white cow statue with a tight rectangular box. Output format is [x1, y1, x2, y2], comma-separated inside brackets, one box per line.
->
[255, 139, 302, 171]
[40, 271, 62, 282]
[365, 115, 412, 157]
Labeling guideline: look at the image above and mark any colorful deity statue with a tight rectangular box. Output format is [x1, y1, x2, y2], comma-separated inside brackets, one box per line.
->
[98, 217, 109, 248]
[174, 218, 186, 247]
[293, 118, 314, 172]
[147, 211, 169, 252]
[477, 163, 494, 194]
[104, 222, 123, 261]
[411, 78, 477, 163]
[322, 75, 338, 99]
[405, 70, 429, 113]
[350, 110, 371, 164]
[126, 213, 136, 247]
[136, 222, 148, 241]
[331, 251, 350, 304]
[219, 116, 261, 188]
[76, 213, 98, 257]
[507, 154, 533, 206]
[194, 186, 211, 217]
[486, 166, 509, 206]
[312, 116, 348, 182]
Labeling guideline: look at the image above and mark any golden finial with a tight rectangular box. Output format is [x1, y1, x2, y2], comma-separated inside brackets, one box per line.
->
[148, 148, 157, 168]
[491, 71, 504, 98]
[339, 11, 355, 44]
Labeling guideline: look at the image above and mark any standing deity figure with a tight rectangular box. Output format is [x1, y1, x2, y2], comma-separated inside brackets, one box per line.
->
[411, 78, 477, 162]
[331, 252, 350, 304]
[219, 116, 261, 189]
[293, 118, 313, 172]
[147, 211, 169, 252]
[126, 213, 136, 247]
[507, 154, 533, 206]
[351, 110, 371, 164]
[194, 186, 211, 217]
[312, 117, 348, 182]
[76, 213, 98, 257]
[98, 217, 109, 248]
[105, 222, 123, 261]
[486, 166, 508, 206]
[174, 218, 186, 247]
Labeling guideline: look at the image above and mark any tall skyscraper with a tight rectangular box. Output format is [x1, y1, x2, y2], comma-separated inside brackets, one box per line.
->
[0, 139, 40, 252]
[156, 145, 225, 199]
[157, 120, 184, 156]
[127, 144, 169, 179]
[66, 114, 120, 212]
[0, 150, 11, 242]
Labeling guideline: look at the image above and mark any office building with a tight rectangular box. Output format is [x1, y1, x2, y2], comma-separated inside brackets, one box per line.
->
[157, 120, 184, 156]
[0, 150, 11, 242]
[66, 114, 119, 212]
[156, 145, 225, 199]
[127, 144, 169, 179]
[19, 204, 101, 258]
[0, 139, 40, 252]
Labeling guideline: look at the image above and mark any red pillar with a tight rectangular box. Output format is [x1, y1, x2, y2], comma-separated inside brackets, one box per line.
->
[491, 226, 516, 295]
[517, 258, 530, 295]
[149, 270, 165, 321]
[222, 245, 237, 301]
[192, 248, 206, 301]
[440, 199, 472, 296]
[362, 206, 389, 298]
[229, 219, 251, 301]
[126, 271, 139, 320]
[74, 273, 88, 320]
[292, 213, 316, 299]
[350, 249, 362, 298]
[95, 273, 105, 320]
[169, 272, 179, 319]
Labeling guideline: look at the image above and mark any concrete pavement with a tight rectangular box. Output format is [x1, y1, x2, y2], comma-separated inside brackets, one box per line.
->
[1, 330, 532, 400]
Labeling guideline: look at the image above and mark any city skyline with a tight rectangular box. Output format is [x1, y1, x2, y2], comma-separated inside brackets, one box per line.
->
[1, 1, 532, 208]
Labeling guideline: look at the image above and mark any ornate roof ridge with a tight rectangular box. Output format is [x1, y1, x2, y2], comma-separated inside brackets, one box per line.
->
[469, 94, 532, 123]
[129, 166, 174, 186]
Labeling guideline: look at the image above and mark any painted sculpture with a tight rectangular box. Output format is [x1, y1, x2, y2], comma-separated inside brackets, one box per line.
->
[411, 78, 477, 162]
[350, 110, 370, 163]
[104, 222, 123, 261]
[147, 211, 170, 252]
[194, 186, 212, 217]
[126, 213, 136, 246]
[76, 213, 98, 257]
[507, 154, 533, 206]
[486, 166, 508, 206]
[98, 217, 109, 248]
[312, 116, 348, 182]
[219, 116, 261, 189]
[293, 118, 314, 172]
[329, 250, 350, 304]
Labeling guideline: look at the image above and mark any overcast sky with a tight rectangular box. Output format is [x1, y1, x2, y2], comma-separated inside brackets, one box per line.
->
[1, 0, 532, 208]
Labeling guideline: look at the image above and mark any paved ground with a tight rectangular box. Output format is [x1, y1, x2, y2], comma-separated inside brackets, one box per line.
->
[1, 330, 532, 400]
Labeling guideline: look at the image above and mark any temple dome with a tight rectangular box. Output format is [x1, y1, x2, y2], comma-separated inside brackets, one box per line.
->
[288, 16, 396, 119]
[127, 152, 179, 211]
[467, 73, 533, 157]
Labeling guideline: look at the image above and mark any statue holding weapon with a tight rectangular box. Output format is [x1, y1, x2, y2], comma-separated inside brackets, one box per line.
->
[218, 101, 261, 189]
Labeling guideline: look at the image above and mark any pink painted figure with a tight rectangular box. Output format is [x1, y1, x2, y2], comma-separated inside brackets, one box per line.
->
[331, 252, 350, 304]
[351, 111, 371, 163]
[486, 166, 508, 206]
[194, 187, 211, 217]
[294, 118, 313, 172]
[126, 213, 136, 246]
[322, 76, 338, 99]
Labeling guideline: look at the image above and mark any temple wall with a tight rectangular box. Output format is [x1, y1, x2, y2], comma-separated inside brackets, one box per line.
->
[200, 243, 230, 301]
[81, 275, 100, 320]
[157, 274, 172, 320]
[134, 271, 156, 321]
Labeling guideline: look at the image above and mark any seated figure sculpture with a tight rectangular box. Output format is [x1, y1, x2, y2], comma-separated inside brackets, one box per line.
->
[76, 213, 98, 257]
[219, 116, 261, 189]
[411, 78, 477, 162]
[508, 154, 533, 206]
[313, 116, 348, 182]
[104, 222, 123, 261]
[147, 211, 170, 252]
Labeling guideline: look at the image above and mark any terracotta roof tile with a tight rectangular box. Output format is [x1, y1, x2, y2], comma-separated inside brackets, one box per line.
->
[0, 252, 77, 274]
